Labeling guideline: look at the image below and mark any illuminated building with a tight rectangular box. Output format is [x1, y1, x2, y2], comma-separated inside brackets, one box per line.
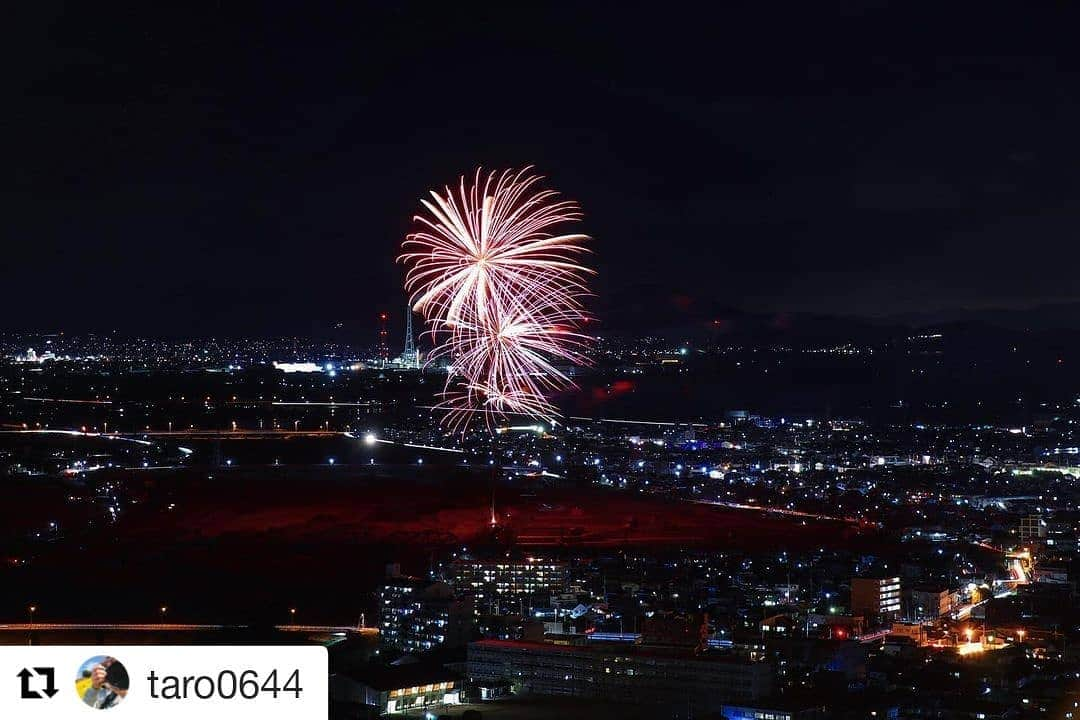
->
[447, 557, 568, 615]
[720, 700, 826, 720]
[850, 576, 901, 622]
[760, 614, 795, 636]
[467, 639, 773, 709]
[14, 348, 57, 363]
[271, 361, 322, 373]
[330, 664, 461, 716]
[1019, 514, 1047, 543]
[378, 574, 472, 654]
[906, 585, 953, 620]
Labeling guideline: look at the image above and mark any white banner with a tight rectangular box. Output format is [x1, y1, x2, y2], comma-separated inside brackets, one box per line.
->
[0, 646, 327, 718]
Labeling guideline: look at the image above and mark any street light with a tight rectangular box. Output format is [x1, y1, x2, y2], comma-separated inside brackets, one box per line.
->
[159, 606, 168, 622]
[289, 608, 297, 624]
[28, 605, 36, 625]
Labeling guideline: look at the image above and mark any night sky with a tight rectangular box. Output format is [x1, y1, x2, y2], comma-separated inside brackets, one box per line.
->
[6, 2, 1080, 338]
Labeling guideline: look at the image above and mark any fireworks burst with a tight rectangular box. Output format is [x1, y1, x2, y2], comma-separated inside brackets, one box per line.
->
[400, 167, 595, 431]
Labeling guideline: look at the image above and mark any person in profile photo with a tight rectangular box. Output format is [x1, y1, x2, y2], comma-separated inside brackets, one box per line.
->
[75, 656, 129, 709]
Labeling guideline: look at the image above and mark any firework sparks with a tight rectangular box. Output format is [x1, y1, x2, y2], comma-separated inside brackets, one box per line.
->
[400, 167, 595, 431]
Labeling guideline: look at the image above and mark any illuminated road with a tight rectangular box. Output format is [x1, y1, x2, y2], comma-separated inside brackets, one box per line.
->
[357, 434, 464, 454]
[18, 396, 113, 405]
[121, 430, 345, 439]
[692, 499, 860, 524]
[857, 629, 891, 643]
[7, 428, 468, 451]
[953, 598, 990, 620]
[567, 416, 709, 428]
[972, 541, 1003, 553]
[267, 401, 374, 408]
[413, 405, 709, 429]
[0, 429, 153, 446]
[0, 428, 345, 441]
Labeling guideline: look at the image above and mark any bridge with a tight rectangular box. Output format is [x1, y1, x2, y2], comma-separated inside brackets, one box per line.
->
[0, 623, 378, 646]
[0, 624, 375, 634]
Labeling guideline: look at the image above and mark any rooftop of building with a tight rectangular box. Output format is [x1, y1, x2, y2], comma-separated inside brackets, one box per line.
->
[468, 638, 761, 664]
[333, 662, 460, 692]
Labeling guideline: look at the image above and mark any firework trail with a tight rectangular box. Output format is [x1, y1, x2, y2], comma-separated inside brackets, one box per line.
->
[400, 167, 594, 431]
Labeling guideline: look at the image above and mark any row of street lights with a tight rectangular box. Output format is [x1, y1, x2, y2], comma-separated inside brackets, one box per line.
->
[23, 605, 166, 623]
[20, 604, 367, 629]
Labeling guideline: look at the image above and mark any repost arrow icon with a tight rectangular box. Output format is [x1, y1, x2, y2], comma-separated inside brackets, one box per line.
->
[34, 667, 57, 698]
[17, 668, 40, 699]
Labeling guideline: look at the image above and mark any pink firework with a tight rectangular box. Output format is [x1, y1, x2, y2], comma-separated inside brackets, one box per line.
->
[399, 167, 595, 430]
[432, 306, 593, 427]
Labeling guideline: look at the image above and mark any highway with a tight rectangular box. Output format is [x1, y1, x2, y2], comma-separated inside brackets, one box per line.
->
[693, 499, 860, 524]
[0, 428, 346, 441]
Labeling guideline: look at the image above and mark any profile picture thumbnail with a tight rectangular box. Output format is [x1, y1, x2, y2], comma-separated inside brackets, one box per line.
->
[75, 656, 130, 710]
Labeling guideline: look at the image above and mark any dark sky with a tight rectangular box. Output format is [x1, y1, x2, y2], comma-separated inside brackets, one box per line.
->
[6, 2, 1080, 338]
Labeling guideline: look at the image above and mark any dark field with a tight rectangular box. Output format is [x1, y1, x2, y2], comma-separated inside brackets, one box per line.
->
[0, 466, 864, 625]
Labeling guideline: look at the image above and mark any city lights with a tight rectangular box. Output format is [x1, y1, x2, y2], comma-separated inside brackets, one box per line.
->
[5, 6, 1079, 718]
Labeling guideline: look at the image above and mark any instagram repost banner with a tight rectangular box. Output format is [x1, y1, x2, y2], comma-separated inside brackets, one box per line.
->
[0, 646, 327, 718]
